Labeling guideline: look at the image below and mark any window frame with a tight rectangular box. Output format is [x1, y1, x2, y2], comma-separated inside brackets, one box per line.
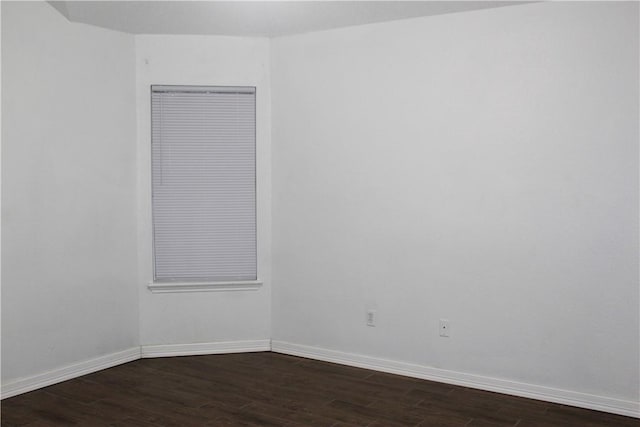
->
[147, 84, 262, 293]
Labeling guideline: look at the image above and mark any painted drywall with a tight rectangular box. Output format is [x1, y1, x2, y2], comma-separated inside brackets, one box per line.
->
[136, 35, 272, 345]
[271, 1, 639, 403]
[1, 1, 138, 382]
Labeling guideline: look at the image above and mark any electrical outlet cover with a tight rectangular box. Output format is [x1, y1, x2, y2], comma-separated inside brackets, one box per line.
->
[439, 319, 450, 337]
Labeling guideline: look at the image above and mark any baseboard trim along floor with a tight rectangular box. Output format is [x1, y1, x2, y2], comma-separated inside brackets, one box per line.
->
[140, 339, 272, 358]
[271, 340, 640, 418]
[1, 347, 141, 400]
[3, 339, 638, 419]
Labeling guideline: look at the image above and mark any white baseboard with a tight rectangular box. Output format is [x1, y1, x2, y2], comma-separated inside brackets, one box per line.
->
[4, 340, 637, 419]
[1, 340, 271, 399]
[1, 347, 141, 400]
[140, 339, 271, 358]
[271, 340, 640, 419]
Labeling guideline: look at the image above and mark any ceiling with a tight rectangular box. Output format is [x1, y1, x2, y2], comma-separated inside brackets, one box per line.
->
[48, 1, 530, 38]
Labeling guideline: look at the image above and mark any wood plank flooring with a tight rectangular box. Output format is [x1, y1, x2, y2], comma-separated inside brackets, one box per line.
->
[2, 352, 638, 426]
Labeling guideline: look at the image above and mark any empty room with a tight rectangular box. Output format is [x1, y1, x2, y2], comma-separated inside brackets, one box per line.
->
[1, 1, 639, 426]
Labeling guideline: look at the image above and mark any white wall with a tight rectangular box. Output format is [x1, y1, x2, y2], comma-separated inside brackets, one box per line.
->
[271, 1, 639, 404]
[1, 2, 138, 382]
[136, 35, 271, 346]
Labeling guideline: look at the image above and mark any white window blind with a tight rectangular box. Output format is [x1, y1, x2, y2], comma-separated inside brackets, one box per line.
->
[151, 85, 256, 282]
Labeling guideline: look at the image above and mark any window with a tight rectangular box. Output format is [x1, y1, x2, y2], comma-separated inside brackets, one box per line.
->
[150, 85, 257, 286]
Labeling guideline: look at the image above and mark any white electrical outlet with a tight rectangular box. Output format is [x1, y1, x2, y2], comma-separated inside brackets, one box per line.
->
[439, 319, 450, 337]
[366, 310, 376, 327]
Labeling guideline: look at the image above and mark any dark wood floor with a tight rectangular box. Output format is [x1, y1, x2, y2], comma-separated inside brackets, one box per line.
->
[2, 352, 638, 427]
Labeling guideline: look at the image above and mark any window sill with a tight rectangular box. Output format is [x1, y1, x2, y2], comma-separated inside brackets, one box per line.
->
[147, 280, 263, 294]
